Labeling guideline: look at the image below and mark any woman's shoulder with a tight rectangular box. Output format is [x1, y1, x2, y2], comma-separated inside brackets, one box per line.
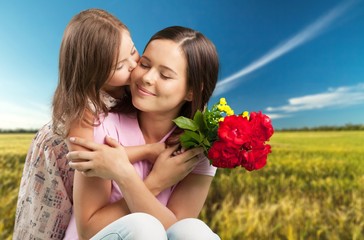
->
[100, 112, 137, 128]
[191, 153, 217, 177]
[94, 112, 141, 145]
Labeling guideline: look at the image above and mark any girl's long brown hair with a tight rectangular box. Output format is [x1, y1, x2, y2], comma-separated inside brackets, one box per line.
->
[52, 8, 128, 136]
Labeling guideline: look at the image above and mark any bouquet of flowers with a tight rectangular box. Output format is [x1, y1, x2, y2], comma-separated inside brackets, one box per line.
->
[173, 98, 274, 171]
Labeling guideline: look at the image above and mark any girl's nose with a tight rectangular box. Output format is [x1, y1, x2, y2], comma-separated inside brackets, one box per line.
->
[128, 60, 137, 72]
[128, 51, 140, 72]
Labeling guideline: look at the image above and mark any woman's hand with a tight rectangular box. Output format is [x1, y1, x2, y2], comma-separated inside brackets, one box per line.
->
[67, 136, 133, 180]
[145, 142, 166, 164]
[145, 145, 204, 195]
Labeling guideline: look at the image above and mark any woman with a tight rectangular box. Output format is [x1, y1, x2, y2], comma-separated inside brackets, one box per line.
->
[67, 26, 220, 239]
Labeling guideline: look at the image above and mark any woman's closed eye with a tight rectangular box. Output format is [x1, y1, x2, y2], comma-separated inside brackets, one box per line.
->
[160, 73, 171, 80]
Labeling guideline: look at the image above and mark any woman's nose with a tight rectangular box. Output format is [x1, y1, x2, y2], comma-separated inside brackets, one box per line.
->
[142, 69, 157, 85]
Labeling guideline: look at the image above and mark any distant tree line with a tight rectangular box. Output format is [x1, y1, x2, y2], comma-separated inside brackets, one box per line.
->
[1, 124, 364, 133]
[0, 129, 38, 134]
[277, 124, 364, 132]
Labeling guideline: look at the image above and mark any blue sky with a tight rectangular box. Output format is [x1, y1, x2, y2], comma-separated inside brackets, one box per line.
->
[1, 0, 363, 130]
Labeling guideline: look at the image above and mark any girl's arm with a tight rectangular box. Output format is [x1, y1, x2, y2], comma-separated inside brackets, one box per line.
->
[125, 142, 165, 165]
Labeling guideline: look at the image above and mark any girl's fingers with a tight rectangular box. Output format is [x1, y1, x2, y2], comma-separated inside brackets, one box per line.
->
[68, 161, 93, 172]
[68, 137, 99, 150]
[104, 136, 121, 148]
[81, 169, 96, 177]
[66, 151, 94, 161]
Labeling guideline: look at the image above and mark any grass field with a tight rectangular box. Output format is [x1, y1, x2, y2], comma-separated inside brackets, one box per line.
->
[1, 132, 363, 239]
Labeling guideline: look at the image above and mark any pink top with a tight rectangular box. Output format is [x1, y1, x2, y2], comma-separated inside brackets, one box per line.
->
[64, 112, 216, 239]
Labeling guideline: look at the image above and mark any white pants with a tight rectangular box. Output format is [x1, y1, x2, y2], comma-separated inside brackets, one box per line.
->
[91, 212, 220, 240]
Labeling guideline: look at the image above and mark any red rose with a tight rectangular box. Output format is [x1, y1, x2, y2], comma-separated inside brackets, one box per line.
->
[217, 115, 252, 146]
[208, 140, 241, 168]
[249, 111, 274, 141]
[240, 144, 271, 171]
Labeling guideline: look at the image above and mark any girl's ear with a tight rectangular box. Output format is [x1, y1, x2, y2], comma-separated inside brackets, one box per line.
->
[185, 89, 193, 102]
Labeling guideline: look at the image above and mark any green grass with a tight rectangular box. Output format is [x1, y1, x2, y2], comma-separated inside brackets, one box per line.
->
[0, 134, 34, 240]
[201, 131, 364, 240]
[1, 132, 364, 239]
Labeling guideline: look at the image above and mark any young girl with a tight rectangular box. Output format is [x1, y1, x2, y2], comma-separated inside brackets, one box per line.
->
[67, 26, 221, 240]
[14, 9, 182, 239]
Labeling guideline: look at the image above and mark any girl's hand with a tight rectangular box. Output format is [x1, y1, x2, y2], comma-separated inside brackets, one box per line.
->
[67, 136, 133, 179]
[145, 145, 204, 195]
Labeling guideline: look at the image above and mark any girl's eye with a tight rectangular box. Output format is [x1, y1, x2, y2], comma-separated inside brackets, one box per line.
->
[115, 60, 125, 70]
[131, 47, 136, 55]
[116, 64, 124, 70]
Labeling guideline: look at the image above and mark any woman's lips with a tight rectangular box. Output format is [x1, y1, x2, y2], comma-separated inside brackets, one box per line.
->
[136, 84, 156, 96]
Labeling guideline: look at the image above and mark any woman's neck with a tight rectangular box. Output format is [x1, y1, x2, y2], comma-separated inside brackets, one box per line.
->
[103, 86, 125, 100]
[137, 111, 177, 144]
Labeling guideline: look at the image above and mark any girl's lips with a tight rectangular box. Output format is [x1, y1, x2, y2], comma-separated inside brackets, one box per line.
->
[136, 84, 156, 96]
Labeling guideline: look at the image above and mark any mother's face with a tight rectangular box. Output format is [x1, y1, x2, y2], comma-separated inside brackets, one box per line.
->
[130, 39, 193, 116]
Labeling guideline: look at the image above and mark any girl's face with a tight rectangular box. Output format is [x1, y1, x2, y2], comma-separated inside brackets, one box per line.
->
[130, 39, 193, 117]
[107, 30, 139, 87]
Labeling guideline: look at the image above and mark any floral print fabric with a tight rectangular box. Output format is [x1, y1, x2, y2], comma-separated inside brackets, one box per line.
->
[13, 122, 74, 240]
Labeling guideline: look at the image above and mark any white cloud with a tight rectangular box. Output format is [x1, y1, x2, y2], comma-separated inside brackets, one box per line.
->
[266, 113, 290, 120]
[213, 0, 356, 96]
[266, 83, 364, 114]
[0, 101, 50, 129]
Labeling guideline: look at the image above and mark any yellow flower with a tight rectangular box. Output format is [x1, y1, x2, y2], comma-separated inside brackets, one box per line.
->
[218, 117, 224, 122]
[242, 111, 249, 120]
[219, 98, 227, 105]
[227, 109, 234, 116]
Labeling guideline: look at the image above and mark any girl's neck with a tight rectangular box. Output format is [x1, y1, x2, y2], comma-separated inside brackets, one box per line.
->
[137, 111, 177, 144]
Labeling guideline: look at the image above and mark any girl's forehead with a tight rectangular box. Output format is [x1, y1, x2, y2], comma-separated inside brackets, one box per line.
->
[117, 31, 135, 58]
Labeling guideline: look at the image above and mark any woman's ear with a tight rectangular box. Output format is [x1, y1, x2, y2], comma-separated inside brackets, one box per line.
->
[185, 89, 193, 102]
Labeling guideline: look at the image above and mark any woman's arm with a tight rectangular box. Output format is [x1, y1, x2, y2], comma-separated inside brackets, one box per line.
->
[166, 173, 213, 219]
[67, 136, 203, 237]
[112, 165, 212, 229]
[67, 111, 115, 240]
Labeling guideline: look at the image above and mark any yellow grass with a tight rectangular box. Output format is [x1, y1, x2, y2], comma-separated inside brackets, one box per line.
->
[1, 132, 364, 239]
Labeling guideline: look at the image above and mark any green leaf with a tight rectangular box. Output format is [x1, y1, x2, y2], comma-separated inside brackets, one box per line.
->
[193, 110, 208, 133]
[180, 140, 198, 149]
[173, 117, 199, 131]
[180, 133, 200, 148]
[184, 130, 203, 143]
[203, 138, 211, 147]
